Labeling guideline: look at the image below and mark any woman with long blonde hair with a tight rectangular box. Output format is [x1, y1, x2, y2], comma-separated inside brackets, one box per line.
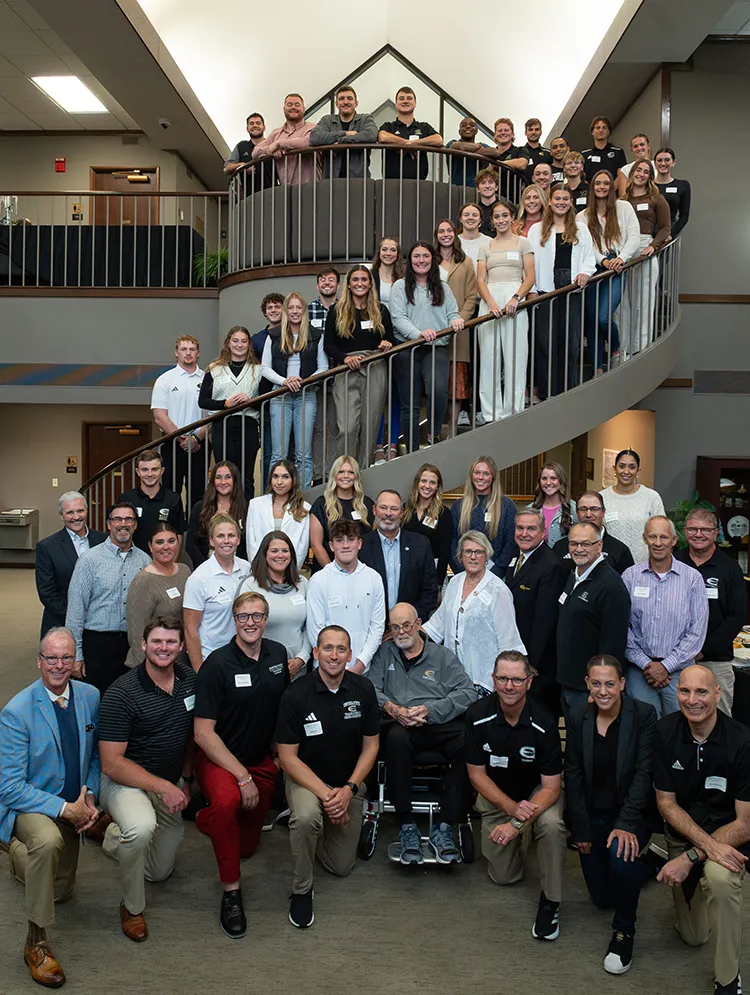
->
[449, 455, 517, 576]
[324, 267, 394, 467]
[512, 184, 545, 237]
[530, 461, 577, 545]
[402, 463, 452, 584]
[260, 292, 328, 487]
[528, 184, 596, 398]
[309, 454, 374, 571]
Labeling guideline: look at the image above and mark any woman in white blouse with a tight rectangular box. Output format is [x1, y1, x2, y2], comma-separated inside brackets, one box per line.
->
[423, 530, 525, 695]
[245, 459, 311, 569]
[578, 170, 640, 376]
[528, 185, 596, 398]
[600, 448, 665, 562]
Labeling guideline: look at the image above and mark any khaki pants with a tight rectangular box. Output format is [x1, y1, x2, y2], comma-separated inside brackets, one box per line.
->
[332, 356, 387, 469]
[476, 791, 567, 903]
[666, 832, 744, 986]
[285, 776, 364, 894]
[10, 814, 80, 927]
[703, 661, 735, 717]
[100, 774, 185, 916]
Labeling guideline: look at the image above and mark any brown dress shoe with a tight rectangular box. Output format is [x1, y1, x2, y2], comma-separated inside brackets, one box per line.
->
[120, 902, 148, 942]
[85, 812, 112, 844]
[24, 941, 66, 987]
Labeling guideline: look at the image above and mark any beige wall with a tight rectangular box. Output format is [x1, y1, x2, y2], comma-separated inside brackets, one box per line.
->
[586, 410, 656, 492]
[611, 71, 662, 156]
[0, 404, 154, 540]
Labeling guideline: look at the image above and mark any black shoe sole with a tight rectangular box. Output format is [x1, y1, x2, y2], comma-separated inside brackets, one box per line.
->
[220, 921, 247, 939]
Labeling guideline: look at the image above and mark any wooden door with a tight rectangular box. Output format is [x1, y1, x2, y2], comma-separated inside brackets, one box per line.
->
[90, 167, 159, 225]
[569, 432, 589, 502]
[82, 422, 152, 527]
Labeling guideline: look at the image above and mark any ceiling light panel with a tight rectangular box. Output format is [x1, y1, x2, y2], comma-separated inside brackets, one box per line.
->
[31, 75, 107, 113]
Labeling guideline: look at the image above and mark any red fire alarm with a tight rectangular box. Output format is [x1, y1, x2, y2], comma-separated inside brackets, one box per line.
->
[55, 157, 66, 173]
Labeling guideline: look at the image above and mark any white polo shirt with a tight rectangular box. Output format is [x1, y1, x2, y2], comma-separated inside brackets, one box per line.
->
[183, 554, 251, 660]
[151, 364, 205, 434]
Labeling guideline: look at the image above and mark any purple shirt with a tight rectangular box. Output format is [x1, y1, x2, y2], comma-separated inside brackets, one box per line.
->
[622, 556, 709, 673]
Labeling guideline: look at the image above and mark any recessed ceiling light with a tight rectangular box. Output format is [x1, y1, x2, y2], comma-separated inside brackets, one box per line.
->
[31, 76, 107, 114]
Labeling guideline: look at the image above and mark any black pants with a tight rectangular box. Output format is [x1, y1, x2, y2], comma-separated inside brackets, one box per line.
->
[82, 629, 129, 694]
[532, 287, 582, 399]
[380, 718, 470, 826]
[528, 671, 562, 720]
[579, 813, 652, 934]
[160, 437, 208, 512]
[211, 415, 259, 500]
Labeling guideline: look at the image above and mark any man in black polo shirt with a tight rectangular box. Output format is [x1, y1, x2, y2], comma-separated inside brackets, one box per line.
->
[521, 117, 552, 184]
[556, 521, 631, 718]
[378, 86, 443, 180]
[276, 625, 379, 928]
[485, 117, 528, 202]
[224, 112, 277, 191]
[549, 136, 570, 184]
[553, 491, 634, 576]
[582, 116, 626, 181]
[98, 615, 195, 942]
[193, 590, 289, 939]
[654, 665, 750, 995]
[676, 509, 746, 715]
[118, 449, 185, 553]
[476, 167, 500, 236]
[466, 650, 566, 942]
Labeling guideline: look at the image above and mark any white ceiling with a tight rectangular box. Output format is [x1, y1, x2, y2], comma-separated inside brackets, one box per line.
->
[711, 1, 750, 32]
[0, 0, 138, 129]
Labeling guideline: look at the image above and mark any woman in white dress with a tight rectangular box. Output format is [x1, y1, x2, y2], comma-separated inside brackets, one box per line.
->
[600, 448, 665, 562]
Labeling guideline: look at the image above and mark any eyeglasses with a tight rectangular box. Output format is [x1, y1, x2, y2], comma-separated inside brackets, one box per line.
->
[577, 506, 603, 514]
[109, 516, 136, 524]
[390, 621, 416, 634]
[234, 612, 268, 623]
[568, 540, 601, 549]
[463, 549, 486, 558]
[685, 527, 717, 535]
[40, 654, 75, 665]
[494, 675, 529, 687]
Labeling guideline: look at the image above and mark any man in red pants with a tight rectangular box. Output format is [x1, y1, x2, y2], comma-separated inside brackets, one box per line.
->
[194, 591, 289, 937]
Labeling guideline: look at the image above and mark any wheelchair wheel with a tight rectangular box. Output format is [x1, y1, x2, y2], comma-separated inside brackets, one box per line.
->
[458, 821, 475, 864]
[358, 819, 378, 860]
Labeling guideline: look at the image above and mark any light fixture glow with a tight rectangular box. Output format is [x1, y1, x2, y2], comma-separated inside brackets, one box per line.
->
[31, 76, 107, 114]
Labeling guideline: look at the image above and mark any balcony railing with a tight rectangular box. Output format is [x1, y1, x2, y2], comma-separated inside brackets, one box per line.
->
[82, 239, 681, 530]
[227, 145, 525, 272]
[0, 191, 227, 288]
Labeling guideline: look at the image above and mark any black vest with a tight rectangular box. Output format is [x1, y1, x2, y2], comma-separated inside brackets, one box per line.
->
[268, 326, 322, 381]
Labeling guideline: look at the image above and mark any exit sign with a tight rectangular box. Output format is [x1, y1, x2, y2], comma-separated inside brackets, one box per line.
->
[55, 157, 66, 173]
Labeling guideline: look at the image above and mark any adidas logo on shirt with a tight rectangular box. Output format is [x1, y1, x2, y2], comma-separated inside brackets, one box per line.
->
[483, 743, 491, 752]
[305, 712, 317, 723]
[672, 760, 684, 770]
[171, 385, 180, 391]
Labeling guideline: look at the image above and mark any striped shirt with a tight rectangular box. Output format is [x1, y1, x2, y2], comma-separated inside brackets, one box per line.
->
[622, 556, 709, 673]
[65, 539, 150, 658]
[99, 663, 196, 783]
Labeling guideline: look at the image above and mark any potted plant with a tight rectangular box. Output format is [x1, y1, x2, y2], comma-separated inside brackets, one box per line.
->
[192, 248, 228, 286]
[667, 491, 719, 548]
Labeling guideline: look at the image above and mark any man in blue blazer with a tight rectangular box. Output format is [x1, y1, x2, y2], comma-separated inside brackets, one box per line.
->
[0, 626, 101, 988]
[35, 491, 106, 637]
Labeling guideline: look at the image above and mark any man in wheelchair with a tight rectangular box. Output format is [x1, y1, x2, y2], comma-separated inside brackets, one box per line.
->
[367, 602, 475, 865]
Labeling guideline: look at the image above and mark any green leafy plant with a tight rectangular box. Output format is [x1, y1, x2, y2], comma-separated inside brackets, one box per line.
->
[668, 490, 717, 548]
[192, 248, 228, 286]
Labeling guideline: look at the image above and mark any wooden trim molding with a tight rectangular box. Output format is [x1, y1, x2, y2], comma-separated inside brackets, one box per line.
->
[659, 378, 693, 389]
[679, 294, 750, 304]
[219, 264, 329, 288]
[660, 66, 671, 147]
[0, 287, 218, 298]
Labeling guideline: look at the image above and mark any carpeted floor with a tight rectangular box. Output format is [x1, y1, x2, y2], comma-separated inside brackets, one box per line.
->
[0, 568, 746, 995]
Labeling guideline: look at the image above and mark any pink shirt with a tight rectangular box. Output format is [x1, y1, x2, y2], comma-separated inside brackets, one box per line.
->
[252, 120, 317, 185]
[542, 504, 557, 539]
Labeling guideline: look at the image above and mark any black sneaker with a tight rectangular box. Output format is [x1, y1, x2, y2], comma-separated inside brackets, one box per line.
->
[604, 930, 633, 974]
[220, 889, 246, 939]
[531, 891, 560, 941]
[261, 815, 274, 832]
[715, 974, 742, 995]
[275, 807, 291, 828]
[289, 889, 314, 928]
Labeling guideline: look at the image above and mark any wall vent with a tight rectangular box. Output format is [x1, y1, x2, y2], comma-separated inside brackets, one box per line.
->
[121, 135, 140, 146]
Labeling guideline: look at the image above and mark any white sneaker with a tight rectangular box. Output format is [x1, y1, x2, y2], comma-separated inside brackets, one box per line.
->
[457, 411, 470, 427]
[475, 412, 487, 426]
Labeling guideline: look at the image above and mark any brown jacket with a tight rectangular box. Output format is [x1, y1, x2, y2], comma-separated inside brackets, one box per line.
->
[440, 256, 477, 362]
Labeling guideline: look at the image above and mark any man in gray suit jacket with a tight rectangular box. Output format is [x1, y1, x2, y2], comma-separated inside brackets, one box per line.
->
[35, 491, 106, 637]
[310, 85, 377, 178]
[0, 627, 101, 988]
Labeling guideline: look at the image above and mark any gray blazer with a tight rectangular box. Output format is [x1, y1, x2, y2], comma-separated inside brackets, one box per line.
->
[310, 112, 378, 177]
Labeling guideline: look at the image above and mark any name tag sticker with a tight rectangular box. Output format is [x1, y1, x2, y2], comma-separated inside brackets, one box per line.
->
[590, 156, 601, 163]
[234, 674, 252, 688]
[409, 135, 420, 142]
[606, 512, 619, 522]
[705, 775, 727, 792]
[291, 594, 306, 605]
[489, 755, 509, 768]
[484, 512, 492, 523]
[666, 186, 678, 193]
[559, 591, 567, 605]
[360, 320, 372, 329]
[166, 587, 181, 599]
[184, 694, 195, 711]
[509, 557, 517, 568]
[706, 587, 719, 600]
[351, 511, 362, 521]
[576, 197, 587, 205]
[136, 507, 143, 517]
[636, 203, 649, 211]
[327, 597, 342, 608]
[311, 319, 324, 328]
[477, 590, 492, 606]
[634, 586, 650, 598]
[507, 251, 519, 261]
[423, 516, 437, 529]
[304, 720, 323, 736]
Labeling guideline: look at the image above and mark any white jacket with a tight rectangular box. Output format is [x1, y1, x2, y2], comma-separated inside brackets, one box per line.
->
[245, 494, 311, 569]
[576, 200, 641, 265]
[528, 221, 597, 293]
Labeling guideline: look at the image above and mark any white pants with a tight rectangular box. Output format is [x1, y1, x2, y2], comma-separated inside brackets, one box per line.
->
[477, 281, 527, 419]
[620, 234, 658, 355]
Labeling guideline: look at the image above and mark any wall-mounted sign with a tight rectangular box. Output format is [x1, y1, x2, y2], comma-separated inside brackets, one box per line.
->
[55, 157, 66, 173]
[66, 456, 78, 474]
[72, 203, 83, 221]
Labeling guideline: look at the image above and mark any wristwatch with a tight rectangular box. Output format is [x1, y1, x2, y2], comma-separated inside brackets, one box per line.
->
[510, 817, 525, 830]
[685, 847, 702, 865]
[345, 781, 358, 795]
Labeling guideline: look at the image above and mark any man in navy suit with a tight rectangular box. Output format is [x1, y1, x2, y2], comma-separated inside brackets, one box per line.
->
[35, 492, 106, 637]
[0, 627, 101, 988]
[360, 489, 438, 624]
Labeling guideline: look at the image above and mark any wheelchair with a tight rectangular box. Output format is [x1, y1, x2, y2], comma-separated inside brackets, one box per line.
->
[358, 751, 475, 865]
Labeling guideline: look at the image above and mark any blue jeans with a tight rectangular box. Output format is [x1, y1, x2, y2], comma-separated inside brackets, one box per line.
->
[626, 664, 681, 718]
[393, 345, 449, 452]
[585, 271, 624, 371]
[579, 813, 652, 934]
[270, 392, 316, 488]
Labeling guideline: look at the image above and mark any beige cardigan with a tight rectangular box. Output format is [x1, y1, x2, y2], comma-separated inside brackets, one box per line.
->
[440, 256, 477, 362]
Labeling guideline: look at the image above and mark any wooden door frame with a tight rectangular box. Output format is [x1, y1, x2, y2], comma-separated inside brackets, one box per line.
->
[81, 420, 153, 484]
[89, 166, 160, 225]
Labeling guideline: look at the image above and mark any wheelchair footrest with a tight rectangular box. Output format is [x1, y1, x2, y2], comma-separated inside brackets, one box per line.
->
[386, 838, 461, 866]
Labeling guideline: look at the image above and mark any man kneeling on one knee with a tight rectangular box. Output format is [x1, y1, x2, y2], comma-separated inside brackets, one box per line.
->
[466, 650, 567, 941]
[368, 602, 475, 864]
[98, 615, 195, 941]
